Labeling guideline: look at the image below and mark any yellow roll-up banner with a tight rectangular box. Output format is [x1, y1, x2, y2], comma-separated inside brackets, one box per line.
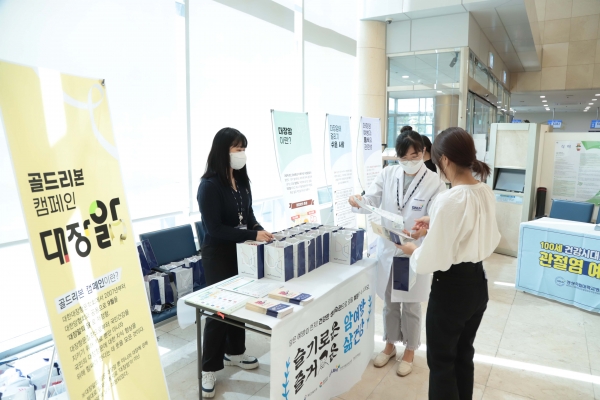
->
[0, 60, 170, 399]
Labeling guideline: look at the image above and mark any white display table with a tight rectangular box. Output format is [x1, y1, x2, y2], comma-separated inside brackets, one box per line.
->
[178, 258, 377, 400]
[517, 218, 600, 312]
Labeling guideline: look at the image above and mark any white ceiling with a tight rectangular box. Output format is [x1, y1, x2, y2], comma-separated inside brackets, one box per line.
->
[512, 89, 600, 113]
[364, 0, 541, 73]
[466, 0, 541, 72]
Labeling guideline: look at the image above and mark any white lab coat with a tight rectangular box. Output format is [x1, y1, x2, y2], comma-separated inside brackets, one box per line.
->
[353, 164, 446, 303]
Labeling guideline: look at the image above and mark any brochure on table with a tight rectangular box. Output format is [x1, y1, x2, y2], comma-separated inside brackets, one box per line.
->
[327, 114, 357, 228]
[178, 259, 376, 331]
[359, 117, 382, 255]
[0, 61, 169, 399]
[218, 276, 283, 298]
[272, 110, 320, 225]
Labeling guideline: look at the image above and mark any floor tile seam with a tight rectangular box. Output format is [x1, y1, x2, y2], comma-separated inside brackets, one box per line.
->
[584, 323, 594, 371]
[501, 315, 589, 339]
[164, 357, 198, 378]
[159, 339, 199, 366]
[492, 345, 593, 375]
[490, 384, 537, 399]
[484, 370, 548, 399]
[247, 382, 269, 399]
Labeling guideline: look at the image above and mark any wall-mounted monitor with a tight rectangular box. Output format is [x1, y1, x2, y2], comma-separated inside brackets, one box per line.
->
[494, 168, 525, 193]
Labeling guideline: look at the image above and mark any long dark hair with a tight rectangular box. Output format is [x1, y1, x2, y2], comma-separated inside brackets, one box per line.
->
[431, 127, 490, 181]
[400, 125, 413, 133]
[421, 135, 433, 154]
[395, 130, 424, 158]
[202, 127, 250, 188]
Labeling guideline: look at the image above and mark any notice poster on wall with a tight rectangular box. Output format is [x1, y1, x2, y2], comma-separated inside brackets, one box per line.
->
[0, 61, 169, 399]
[272, 110, 320, 225]
[359, 117, 382, 255]
[553, 141, 600, 205]
[327, 114, 356, 228]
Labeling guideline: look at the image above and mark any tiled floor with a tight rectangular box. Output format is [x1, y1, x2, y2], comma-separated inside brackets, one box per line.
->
[157, 254, 600, 399]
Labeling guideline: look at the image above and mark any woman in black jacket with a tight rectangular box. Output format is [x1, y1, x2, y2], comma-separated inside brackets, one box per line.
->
[196, 127, 273, 398]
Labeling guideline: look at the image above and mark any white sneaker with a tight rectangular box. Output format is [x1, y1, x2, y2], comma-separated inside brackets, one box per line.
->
[396, 359, 413, 377]
[202, 371, 216, 398]
[373, 348, 396, 368]
[224, 353, 259, 370]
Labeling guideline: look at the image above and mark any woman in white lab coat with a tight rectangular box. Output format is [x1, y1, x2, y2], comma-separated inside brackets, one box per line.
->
[348, 130, 445, 377]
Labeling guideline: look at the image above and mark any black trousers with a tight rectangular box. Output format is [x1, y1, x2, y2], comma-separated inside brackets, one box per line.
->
[201, 243, 246, 372]
[426, 262, 488, 400]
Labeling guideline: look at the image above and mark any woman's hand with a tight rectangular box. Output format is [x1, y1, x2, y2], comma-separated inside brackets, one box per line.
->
[395, 242, 417, 255]
[256, 231, 274, 242]
[412, 216, 430, 231]
[402, 228, 427, 240]
[348, 194, 363, 208]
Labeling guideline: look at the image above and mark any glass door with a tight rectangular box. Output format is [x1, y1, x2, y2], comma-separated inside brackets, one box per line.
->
[472, 96, 496, 150]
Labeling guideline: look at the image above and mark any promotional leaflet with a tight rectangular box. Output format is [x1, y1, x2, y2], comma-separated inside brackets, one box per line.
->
[186, 287, 250, 314]
[327, 115, 356, 228]
[552, 141, 600, 205]
[272, 110, 320, 225]
[359, 117, 382, 255]
[0, 61, 169, 399]
[371, 222, 413, 245]
[218, 275, 283, 298]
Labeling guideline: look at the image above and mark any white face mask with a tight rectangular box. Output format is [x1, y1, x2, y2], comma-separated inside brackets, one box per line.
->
[230, 152, 247, 170]
[399, 158, 423, 175]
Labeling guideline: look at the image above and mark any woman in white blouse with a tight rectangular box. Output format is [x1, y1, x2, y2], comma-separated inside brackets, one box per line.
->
[397, 127, 501, 400]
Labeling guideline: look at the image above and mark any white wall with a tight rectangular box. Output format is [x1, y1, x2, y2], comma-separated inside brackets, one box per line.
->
[386, 13, 469, 54]
[363, 0, 497, 20]
[468, 13, 510, 88]
[516, 112, 598, 132]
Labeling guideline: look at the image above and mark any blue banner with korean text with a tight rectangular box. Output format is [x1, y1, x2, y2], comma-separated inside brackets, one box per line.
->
[517, 221, 600, 312]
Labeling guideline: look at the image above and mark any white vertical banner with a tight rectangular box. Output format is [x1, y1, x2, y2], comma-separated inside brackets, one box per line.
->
[327, 114, 356, 228]
[272, 110, 320, 226]
[359, 117, 382, 255]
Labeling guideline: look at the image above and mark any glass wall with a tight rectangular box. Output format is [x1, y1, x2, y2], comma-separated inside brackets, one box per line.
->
[387, 49, 462, 148]
[388, 98, 434, 147]
[465, 50, 512, 148]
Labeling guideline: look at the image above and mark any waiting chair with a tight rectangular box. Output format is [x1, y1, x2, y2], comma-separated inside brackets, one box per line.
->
[139, 224, 201, 324]
[549, 199, 594, 223]
[139, 224, 198, 266]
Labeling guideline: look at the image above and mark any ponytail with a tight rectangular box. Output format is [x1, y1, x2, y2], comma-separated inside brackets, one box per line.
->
[432, 127, 491, 182]
[471, 160, 491, 182]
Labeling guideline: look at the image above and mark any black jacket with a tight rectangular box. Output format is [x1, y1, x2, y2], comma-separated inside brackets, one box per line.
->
[197, 175, 263, 246]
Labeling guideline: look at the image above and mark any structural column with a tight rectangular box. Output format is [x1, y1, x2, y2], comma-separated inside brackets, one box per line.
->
[357, 21, 387, 145]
